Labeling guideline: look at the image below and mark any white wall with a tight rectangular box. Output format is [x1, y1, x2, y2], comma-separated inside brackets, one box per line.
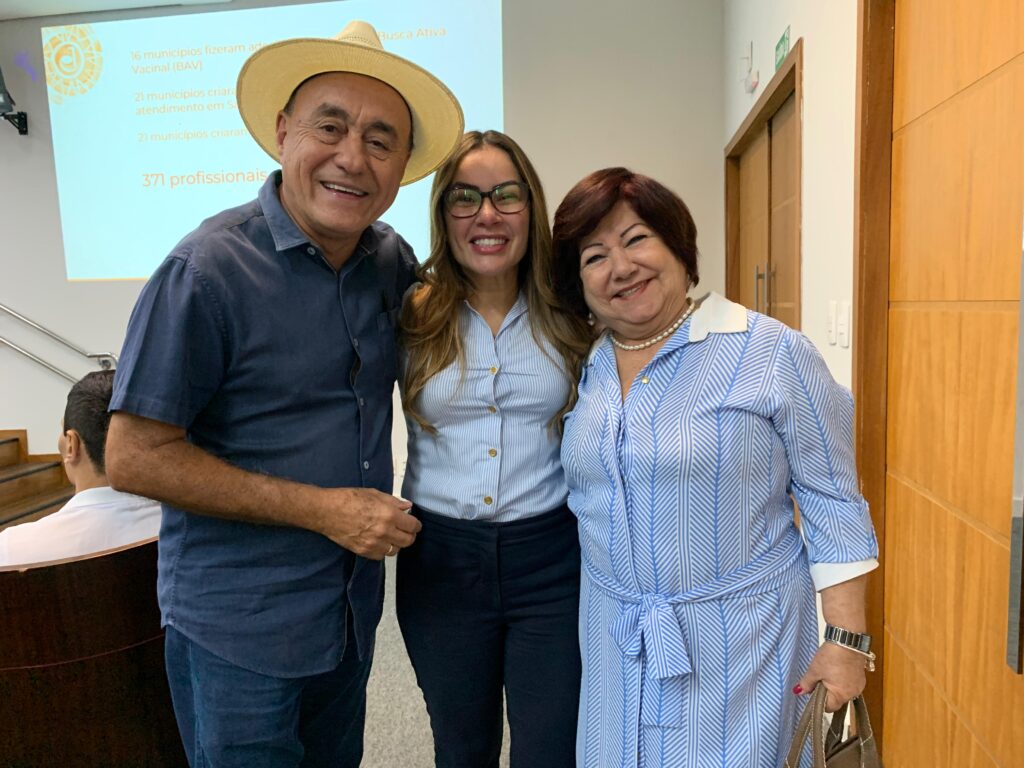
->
[505, 0, 726, 293]
[722, 0, 858, 385]
[0, 0, 724, 453]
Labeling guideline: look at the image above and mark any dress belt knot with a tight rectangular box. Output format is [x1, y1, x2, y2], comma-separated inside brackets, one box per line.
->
[610, 593, 693, 680]
[586, 528, 804, 684]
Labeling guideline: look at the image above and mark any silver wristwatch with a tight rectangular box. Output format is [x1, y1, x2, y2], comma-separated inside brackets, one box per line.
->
[824, 624, 876, 671]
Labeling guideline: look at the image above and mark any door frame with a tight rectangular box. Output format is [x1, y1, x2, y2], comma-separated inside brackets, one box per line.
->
[724, 37, 803, 318]
[852, 0, 895, 744]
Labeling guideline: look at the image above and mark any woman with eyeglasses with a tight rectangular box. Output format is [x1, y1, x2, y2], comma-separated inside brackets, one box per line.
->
[397, 130, 592, 767]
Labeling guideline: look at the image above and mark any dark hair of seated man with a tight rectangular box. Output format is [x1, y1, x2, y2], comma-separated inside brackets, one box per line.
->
[62, 370, 115, 487]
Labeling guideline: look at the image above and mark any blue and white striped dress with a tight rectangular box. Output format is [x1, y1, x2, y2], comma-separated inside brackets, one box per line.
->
[561, 293, 878, 768]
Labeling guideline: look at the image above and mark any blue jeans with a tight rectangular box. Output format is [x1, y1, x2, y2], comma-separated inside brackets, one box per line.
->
[164, 619, 372, 768]
[397, 505, 581, 768]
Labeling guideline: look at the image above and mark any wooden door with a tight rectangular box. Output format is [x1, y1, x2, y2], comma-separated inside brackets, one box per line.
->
[726, 41, 803, 327]
[737, 126, 770, 312]
[880, 1, 1024, 765]
[768, 92, 800, 329]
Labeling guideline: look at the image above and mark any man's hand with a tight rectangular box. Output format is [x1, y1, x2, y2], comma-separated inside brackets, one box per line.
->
[107, 413, 421, 557]
[320, 488, 419, 560]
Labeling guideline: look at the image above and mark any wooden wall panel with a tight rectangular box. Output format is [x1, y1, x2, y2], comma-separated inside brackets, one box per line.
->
[947, 517, 1024, 765]
[954, 308, 1019, 538]
[890, 59, 1024, 303]
[882, 631, 953, 768]
[893, 0, 1024, 129]
[951, 718, 1002, 768]
[886, 308, 960, 503]
[885, 475, 952, 687]
[884, 480, 1024, 766]
[862, 0, 1024, 761]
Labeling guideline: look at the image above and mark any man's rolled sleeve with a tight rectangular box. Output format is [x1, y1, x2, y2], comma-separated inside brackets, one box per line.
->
[111, 253, 227, 428]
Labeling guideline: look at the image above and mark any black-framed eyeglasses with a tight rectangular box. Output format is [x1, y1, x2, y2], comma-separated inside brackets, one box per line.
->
[443, 181, 530, 218]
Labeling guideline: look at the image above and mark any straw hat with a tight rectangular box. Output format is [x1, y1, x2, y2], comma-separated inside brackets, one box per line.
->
[236, 20, 464, 186]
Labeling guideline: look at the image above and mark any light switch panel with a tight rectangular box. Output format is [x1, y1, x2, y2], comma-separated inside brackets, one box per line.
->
[837, 301, 851, 348]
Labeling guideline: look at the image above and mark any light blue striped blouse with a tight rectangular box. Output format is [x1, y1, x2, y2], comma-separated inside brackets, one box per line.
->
[401, 293, 572, 522]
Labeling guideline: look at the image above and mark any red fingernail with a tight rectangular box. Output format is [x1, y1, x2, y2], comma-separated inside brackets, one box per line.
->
[792, 685, 803, 695]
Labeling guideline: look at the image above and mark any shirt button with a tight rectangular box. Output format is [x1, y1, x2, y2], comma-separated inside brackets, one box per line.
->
[641, 376, 650, 384]
[483, 496, 493, 505]
[488, 448, 497, 457]
[487, 406, 497, 414]
[359, 398, 365, 407]
[489, 366, 497, 375]
[353, 339, 360, 348]
[362, 461, 370, 470]
[306, 246, 316, 255]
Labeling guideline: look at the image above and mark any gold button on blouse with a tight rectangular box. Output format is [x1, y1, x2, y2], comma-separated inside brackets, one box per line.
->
[483, 496, 493, 505]
[487, 406, 497, 413]
[641, 376, 650, 384]
[488, 448, 497, 457]
[489, 366, 498, 374]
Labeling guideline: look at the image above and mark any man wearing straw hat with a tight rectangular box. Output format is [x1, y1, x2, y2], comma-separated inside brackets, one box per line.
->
[106, 21, 463, 766]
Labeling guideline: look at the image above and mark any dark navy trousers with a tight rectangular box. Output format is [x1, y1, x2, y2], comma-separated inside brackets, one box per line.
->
[164, 616, 372, 768]
[396, 504, 582, 768]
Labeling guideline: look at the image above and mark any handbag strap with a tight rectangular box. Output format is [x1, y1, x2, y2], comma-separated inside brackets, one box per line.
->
[812, 688, 883, 767]
[825, 698, 849, 750]
[846, 693, 881, 763]
[784, 683, 828, 768]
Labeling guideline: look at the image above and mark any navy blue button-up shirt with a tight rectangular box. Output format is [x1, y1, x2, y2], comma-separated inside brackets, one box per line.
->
[111, 172, 417, 676]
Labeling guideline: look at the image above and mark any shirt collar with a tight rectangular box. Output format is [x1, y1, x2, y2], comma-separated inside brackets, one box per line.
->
[65, 486, 137, 506]
[462, 291, 529, 330]
[259, 171, 308, 252]
[687, 291, 748, 341]
[258, 171, 380, 261]
[506, 292, 528, 323]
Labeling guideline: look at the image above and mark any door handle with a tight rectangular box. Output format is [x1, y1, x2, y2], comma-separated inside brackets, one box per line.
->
[753, 265, 765, 313]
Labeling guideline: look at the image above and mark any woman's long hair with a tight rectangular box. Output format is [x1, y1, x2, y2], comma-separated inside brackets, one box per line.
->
[401, 130, 592, 433]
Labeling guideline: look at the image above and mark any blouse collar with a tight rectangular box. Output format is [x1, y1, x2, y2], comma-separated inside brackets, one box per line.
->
[686, 291, 748, 341]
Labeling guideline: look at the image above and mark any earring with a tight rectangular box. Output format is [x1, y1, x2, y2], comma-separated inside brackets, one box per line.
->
[587, 312, 595, 327]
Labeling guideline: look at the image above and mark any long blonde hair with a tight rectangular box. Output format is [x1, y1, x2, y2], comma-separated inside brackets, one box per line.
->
[401, 130, 592, 433]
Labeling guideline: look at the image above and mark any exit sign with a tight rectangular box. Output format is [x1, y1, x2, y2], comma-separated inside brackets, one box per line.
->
[775, 26, 791, 71]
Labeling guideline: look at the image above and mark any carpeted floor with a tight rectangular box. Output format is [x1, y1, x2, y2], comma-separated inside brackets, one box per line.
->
[362, 557, 511, 767]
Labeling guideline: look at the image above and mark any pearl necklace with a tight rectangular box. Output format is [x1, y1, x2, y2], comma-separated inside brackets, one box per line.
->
[609, 300, 696, 351]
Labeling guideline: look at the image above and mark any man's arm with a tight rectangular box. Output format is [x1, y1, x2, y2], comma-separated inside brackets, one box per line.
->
[105, 412, 420, 559]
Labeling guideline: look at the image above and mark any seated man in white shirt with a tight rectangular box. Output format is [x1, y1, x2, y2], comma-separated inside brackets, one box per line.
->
[0, 370, 160, 567]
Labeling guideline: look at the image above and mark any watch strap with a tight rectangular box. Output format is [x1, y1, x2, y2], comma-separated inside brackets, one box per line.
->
[824, 624, 872, 654]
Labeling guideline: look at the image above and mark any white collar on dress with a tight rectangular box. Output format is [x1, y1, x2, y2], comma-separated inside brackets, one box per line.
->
[687, 291, 748, 342]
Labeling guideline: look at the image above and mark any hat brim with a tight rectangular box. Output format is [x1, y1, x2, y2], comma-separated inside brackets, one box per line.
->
[236, 38, 464, 186]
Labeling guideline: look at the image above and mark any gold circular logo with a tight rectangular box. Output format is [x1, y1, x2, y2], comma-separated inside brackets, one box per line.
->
[43, 25, 103, 104]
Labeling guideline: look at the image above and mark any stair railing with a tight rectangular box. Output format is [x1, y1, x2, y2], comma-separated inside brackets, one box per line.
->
[0, 302, 117, 384]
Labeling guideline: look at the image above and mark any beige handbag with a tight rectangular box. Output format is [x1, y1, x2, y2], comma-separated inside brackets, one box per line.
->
[784, 683, 883, 767]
